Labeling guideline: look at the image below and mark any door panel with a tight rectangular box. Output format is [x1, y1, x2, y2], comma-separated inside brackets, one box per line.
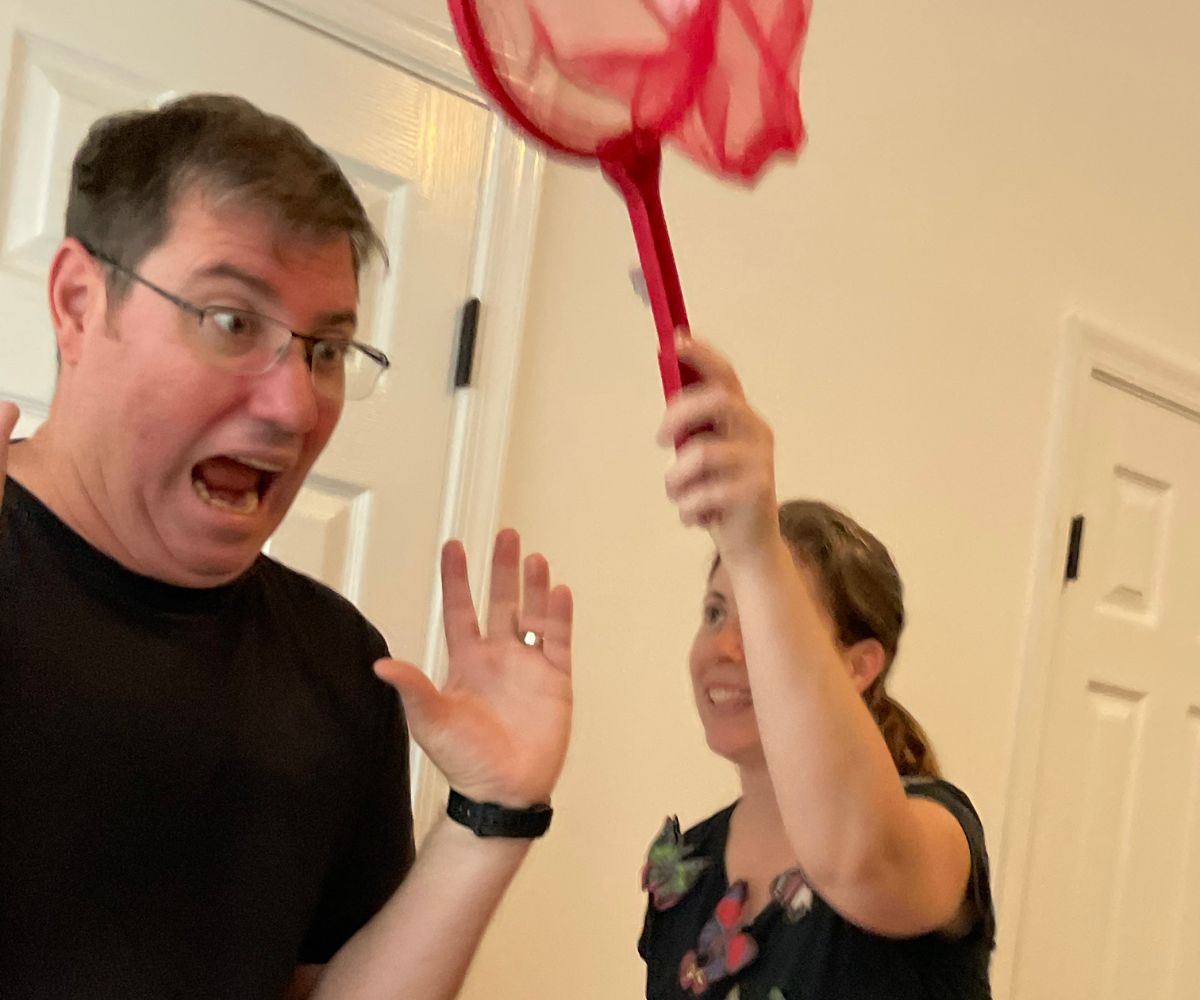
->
[1013, 372, 1200, 1000]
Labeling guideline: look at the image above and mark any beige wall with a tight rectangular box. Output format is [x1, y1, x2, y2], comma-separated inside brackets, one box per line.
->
[460, 2, 1198, 998]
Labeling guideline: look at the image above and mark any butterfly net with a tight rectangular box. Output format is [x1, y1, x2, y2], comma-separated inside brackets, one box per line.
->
[453, 0, 812, 181]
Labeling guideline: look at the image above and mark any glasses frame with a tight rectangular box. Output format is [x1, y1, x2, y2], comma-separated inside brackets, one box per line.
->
[79, 241, 391, 400]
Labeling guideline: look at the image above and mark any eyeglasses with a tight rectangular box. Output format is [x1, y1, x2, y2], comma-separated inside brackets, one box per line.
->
[81, 242, 390, 401]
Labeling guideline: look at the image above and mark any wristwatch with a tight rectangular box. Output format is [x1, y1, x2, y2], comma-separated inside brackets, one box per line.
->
[446, 789, 553, 839]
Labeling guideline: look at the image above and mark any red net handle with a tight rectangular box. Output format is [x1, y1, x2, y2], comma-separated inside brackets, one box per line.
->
[601, 142, 701, 404]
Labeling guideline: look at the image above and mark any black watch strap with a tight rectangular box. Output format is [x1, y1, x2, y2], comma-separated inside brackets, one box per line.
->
[446, 789, 553, 839]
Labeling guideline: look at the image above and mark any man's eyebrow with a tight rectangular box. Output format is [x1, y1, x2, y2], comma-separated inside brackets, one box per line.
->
[194, 262, 357, 329]
[194, 262, 278, 301]
[314, 310, 358, 331]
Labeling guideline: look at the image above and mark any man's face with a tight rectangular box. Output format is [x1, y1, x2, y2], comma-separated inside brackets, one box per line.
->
[65, 191, 358, 587]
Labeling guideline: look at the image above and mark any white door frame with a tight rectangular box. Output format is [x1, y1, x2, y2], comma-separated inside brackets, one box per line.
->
[250, 0, 546, 835]
[993, 314, 1200, 996]
[250, 0, 477, 99]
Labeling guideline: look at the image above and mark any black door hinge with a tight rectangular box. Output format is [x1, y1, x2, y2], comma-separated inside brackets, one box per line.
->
[454, 298, 481, 389]
[1064, 515, 1085, 582]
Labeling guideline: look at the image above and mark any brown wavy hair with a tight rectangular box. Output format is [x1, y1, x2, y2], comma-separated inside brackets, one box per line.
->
[716, 500, 940, 779]
[781, 500, 939, 778]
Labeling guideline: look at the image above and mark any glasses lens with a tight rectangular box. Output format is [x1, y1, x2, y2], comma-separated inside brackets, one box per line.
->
[310, 341, 385, 401]
[343, 346, 385, 401]
[198, 309, 290, 372]
[194, 309, 384, 401]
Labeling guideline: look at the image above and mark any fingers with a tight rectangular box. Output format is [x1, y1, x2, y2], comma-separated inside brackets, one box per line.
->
[519, 552, 550, 640]
[656, 384, 731, 448]
[664, 438, 742, 503]
[0, 403, 18, 514]
[672, 479, 744, 528]
[674, 335, 743, 394]
[441, 540, 481, 654]
[543, 584, 574, 677]
[1, 402, 18, 476]
[669, 448, 777, 527]
[485, 528, 521, 639]
[445, 530, 569, 665]
[373, 657, 447, 749]
[0, 402, 17, 436]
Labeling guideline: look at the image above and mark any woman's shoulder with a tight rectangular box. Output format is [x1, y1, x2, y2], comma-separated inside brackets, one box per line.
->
[682, 802, 737, 845]
[901, 776, 986, 833]
[640, 803, 734, 913]
[903, 775, 996, 950]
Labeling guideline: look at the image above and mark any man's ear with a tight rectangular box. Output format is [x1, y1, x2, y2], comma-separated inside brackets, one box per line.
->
[49, 239, 107, 366]
[846, 638, 886, 695]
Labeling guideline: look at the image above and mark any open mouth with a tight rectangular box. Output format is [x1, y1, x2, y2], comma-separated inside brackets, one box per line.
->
[191, 456, 284, 516]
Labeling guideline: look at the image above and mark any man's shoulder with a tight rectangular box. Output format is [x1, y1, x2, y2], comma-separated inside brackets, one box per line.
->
[252, 555, 387, 655]
[254, 553, 359, 612]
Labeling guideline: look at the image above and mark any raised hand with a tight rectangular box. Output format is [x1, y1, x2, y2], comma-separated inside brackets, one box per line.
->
[656, 336, 780, 563]
[374, 528, 573, 807]
[1, 401, 18, 515]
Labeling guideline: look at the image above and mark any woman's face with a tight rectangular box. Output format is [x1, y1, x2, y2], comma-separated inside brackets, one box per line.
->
[689, 558, 872, 767]
[688, 562, 767, 766]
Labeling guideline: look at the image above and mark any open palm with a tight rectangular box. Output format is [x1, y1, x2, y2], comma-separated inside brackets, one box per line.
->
[375, 529, 573, 807]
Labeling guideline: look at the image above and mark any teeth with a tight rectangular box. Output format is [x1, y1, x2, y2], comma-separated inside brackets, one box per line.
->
[192, 476, 260, 515]
[708, 686, 752, 706]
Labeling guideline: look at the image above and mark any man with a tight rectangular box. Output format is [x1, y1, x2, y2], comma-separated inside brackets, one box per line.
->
[0, 95, 573, 1000]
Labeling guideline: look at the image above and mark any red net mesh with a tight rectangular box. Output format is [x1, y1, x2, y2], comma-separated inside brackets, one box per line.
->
[454, 0, 812, 181]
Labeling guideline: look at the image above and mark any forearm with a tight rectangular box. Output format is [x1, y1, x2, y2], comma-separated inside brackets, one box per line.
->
[311, 817, 530, 1000]
[724, 535, 914, 889]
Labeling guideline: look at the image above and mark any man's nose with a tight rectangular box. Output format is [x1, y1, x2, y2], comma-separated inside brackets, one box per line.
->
[245, 339, 319, 436]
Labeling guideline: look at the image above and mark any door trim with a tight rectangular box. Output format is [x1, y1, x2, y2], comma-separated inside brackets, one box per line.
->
[251, 0, 479, 99]
[249, 0, 546, 834]
[994, 313, 1200, 995]
[411, 121, 546, 836]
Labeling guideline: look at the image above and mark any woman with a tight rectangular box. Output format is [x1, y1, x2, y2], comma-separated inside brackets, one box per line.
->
[638, 337, 994, 1000]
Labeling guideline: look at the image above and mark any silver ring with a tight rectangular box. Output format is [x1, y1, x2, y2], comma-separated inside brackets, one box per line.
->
[520, 629, 543, 649]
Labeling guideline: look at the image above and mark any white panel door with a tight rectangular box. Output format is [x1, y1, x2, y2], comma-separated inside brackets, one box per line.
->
[1012, 371, 1200, 1000]
[0, 0, 491, 667]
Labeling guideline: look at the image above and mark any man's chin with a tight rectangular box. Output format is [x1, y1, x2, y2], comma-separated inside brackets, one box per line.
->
[166, 530, 273, 588]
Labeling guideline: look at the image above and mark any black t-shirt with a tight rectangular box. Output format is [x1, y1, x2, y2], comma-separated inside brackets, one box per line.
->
[0, 477, 416, 999]
[639, 779, 995, 1000]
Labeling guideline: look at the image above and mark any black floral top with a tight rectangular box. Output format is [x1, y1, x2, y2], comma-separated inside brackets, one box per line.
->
[638, 778, 994, 1000]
